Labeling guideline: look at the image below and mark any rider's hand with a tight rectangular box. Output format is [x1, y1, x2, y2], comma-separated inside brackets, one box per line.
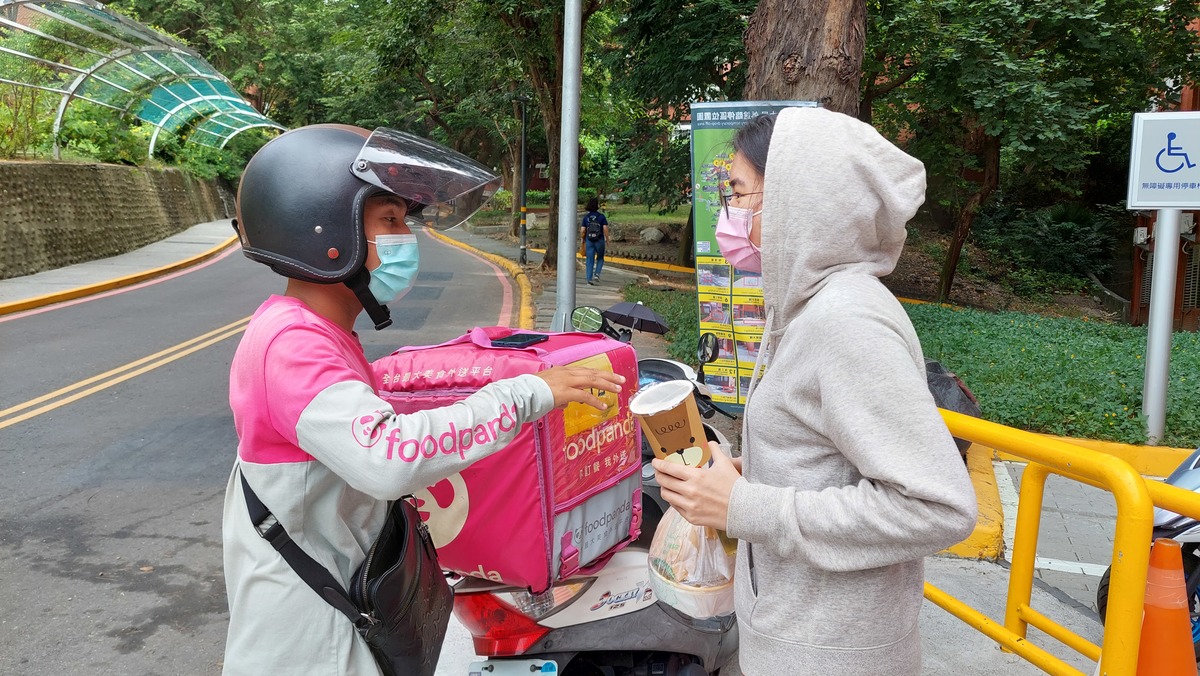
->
[653, 441, 740, 530]
[731, 455, 743, 474]
[536, 367, 625, 410]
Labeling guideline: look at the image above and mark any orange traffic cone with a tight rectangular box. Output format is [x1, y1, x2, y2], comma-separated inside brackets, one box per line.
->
[1136, 538, 1198, 675]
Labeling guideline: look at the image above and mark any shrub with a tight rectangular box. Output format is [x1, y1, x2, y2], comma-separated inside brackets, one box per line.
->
[515, 188, 599, 207]
[974, 199, 1122, 279]
[489, 189, 513, 211]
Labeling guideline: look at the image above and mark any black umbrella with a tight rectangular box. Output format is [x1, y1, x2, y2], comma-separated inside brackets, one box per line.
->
[602, 301, 670, 335]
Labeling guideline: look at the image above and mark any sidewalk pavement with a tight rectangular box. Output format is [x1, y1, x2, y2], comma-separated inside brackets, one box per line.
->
[0, 219, 237, 312]
[2, 221, 1112, 675]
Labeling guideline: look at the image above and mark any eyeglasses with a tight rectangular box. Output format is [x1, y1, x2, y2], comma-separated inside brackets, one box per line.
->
[718, 186, 763, 208]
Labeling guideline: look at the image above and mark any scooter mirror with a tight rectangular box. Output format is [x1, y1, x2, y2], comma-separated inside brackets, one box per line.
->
[571, 306, 605, 333]
[697, 332, 719, 365]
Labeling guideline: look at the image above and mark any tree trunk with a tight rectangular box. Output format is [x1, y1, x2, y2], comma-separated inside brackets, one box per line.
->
[743, 0, 866, 116]
[505, 158, 520, 238]
[677, 208, 695, 267]
[937, 133, 1001, 301]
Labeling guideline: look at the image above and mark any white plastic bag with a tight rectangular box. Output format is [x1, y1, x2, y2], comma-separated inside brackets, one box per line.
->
[647, 506, 736, 619]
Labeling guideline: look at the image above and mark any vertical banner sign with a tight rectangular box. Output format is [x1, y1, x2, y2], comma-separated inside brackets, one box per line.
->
[691, 101, 817, 406]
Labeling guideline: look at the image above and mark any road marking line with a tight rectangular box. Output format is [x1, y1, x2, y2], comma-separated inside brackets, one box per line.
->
[994, 459, 1019, 559]
[994, 460, 1108, 576]
[0, 317, 250, 430]
[1035, 557, 1108, 577]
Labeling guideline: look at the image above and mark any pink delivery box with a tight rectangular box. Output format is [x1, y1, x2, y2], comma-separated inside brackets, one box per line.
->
[375, 326, 642, 593]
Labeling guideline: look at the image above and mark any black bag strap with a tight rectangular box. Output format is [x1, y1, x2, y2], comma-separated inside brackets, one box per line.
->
[239, 471, 368, 628]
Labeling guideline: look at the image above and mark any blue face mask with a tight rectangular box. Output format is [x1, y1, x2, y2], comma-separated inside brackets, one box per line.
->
[367, 234, 419, 304]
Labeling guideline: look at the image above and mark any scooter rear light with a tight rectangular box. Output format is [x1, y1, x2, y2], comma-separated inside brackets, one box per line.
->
[454, 581, 592, 656]
[498, 580, 592, 621]
[454, 592, 552, 655]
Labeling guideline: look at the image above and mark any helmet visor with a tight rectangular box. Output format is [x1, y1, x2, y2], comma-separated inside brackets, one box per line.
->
[351, 127, 501, 230]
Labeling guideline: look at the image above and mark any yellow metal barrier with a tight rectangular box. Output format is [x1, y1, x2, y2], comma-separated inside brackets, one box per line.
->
[930, 410, 1164, 676]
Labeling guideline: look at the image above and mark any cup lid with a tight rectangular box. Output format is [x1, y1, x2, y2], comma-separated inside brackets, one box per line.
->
[630, 379, 694, 415]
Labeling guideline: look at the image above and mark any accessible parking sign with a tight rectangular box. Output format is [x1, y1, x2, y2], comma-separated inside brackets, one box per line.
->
[1128, 111, 1200, 209]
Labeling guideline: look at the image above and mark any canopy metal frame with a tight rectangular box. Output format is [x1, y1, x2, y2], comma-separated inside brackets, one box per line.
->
[0, 0, 283, 158]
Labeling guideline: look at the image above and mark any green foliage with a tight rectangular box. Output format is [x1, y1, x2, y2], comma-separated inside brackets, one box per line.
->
[602, 0, 753, 215]
[621, 284, 699, 364]
[490, 189, 514, 211]
[57, 105, 148, 165]
[974, 201, 1123, 278]
[580, 133, 619, 197]
[869, 0, 1200, 297]
[625, 284, 1200, 447]
[971, 198, 1126, 298]
[522, 188, 596, 206]
[910, 303, 1200, 448]
[1003, 269, 1089, 302]
[606, 204, 689, 228]
[608, 0, 754, 115]
[614, 116, 692, 213]
[0, 85, 54, 158]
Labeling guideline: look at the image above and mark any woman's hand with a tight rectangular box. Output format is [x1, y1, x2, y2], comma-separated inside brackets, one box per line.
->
[535, 367, 625, 410]
[653, 441, 740, 530]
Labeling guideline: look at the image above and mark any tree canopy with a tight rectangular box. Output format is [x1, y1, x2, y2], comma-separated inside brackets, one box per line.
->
[3, 0, 1197, 287]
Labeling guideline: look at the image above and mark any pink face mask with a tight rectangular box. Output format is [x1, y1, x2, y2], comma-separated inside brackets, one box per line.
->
[715, 205, 762, 272]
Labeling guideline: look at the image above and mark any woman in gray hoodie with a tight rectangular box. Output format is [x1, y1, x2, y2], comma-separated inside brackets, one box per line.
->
[653, 107, 978, 675]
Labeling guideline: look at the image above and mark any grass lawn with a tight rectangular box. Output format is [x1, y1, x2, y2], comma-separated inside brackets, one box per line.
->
[623, 285, 1200, 448]
[603, 203, 689, 229]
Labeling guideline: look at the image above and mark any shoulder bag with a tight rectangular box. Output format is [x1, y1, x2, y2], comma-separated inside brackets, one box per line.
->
[240, 473, 452, 676]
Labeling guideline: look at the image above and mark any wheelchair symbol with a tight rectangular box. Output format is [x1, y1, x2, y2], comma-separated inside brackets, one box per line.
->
[1156, 132, 1196, 173]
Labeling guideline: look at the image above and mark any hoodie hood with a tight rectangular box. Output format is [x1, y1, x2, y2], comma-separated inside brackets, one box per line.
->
[760, 107, 926, 334]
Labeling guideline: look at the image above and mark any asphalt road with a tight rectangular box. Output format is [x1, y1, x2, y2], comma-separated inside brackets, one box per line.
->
[0, 229, 515, 674]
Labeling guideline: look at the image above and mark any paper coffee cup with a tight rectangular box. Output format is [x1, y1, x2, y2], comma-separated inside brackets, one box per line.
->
[630, 380, 710, 467]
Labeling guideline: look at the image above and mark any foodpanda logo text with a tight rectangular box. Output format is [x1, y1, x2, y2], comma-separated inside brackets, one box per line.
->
[572, 501, 631, 545]
[386, 402, 518, 462]
[564, 413, 635, 461]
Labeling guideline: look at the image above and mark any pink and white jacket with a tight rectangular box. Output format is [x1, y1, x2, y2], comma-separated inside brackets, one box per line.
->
[221, 296, 554, 675]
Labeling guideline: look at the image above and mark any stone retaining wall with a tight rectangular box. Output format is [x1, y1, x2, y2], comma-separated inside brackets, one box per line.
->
[0, 161, 234, 280]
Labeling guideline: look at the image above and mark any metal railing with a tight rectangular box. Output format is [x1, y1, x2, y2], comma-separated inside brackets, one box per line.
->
[928, 410, 1200, 675]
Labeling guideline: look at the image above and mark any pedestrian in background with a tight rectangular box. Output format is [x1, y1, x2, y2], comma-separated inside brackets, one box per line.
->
[580, 196, 609, 285]
[652, 107, 977, 676]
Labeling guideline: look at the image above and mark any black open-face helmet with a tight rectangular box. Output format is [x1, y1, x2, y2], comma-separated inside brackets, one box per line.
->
[234, 124, 500, 329]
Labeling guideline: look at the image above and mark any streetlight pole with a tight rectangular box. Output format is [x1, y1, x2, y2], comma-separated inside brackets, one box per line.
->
[517, 94, 530, 265]
[551, 0, 583, 331]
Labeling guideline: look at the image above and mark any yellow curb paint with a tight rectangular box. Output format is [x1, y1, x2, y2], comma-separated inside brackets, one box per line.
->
[428, 230, 534, 329]
[942, 444, 1005, 560]
[995, 436, 1193, 478]
[529, 247, 696, 274]
[0, 234, 240, 317]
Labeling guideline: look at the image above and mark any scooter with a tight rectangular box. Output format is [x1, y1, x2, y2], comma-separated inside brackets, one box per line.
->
[452, 308, 739, 675]
[1096, 448, 1200, 661]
